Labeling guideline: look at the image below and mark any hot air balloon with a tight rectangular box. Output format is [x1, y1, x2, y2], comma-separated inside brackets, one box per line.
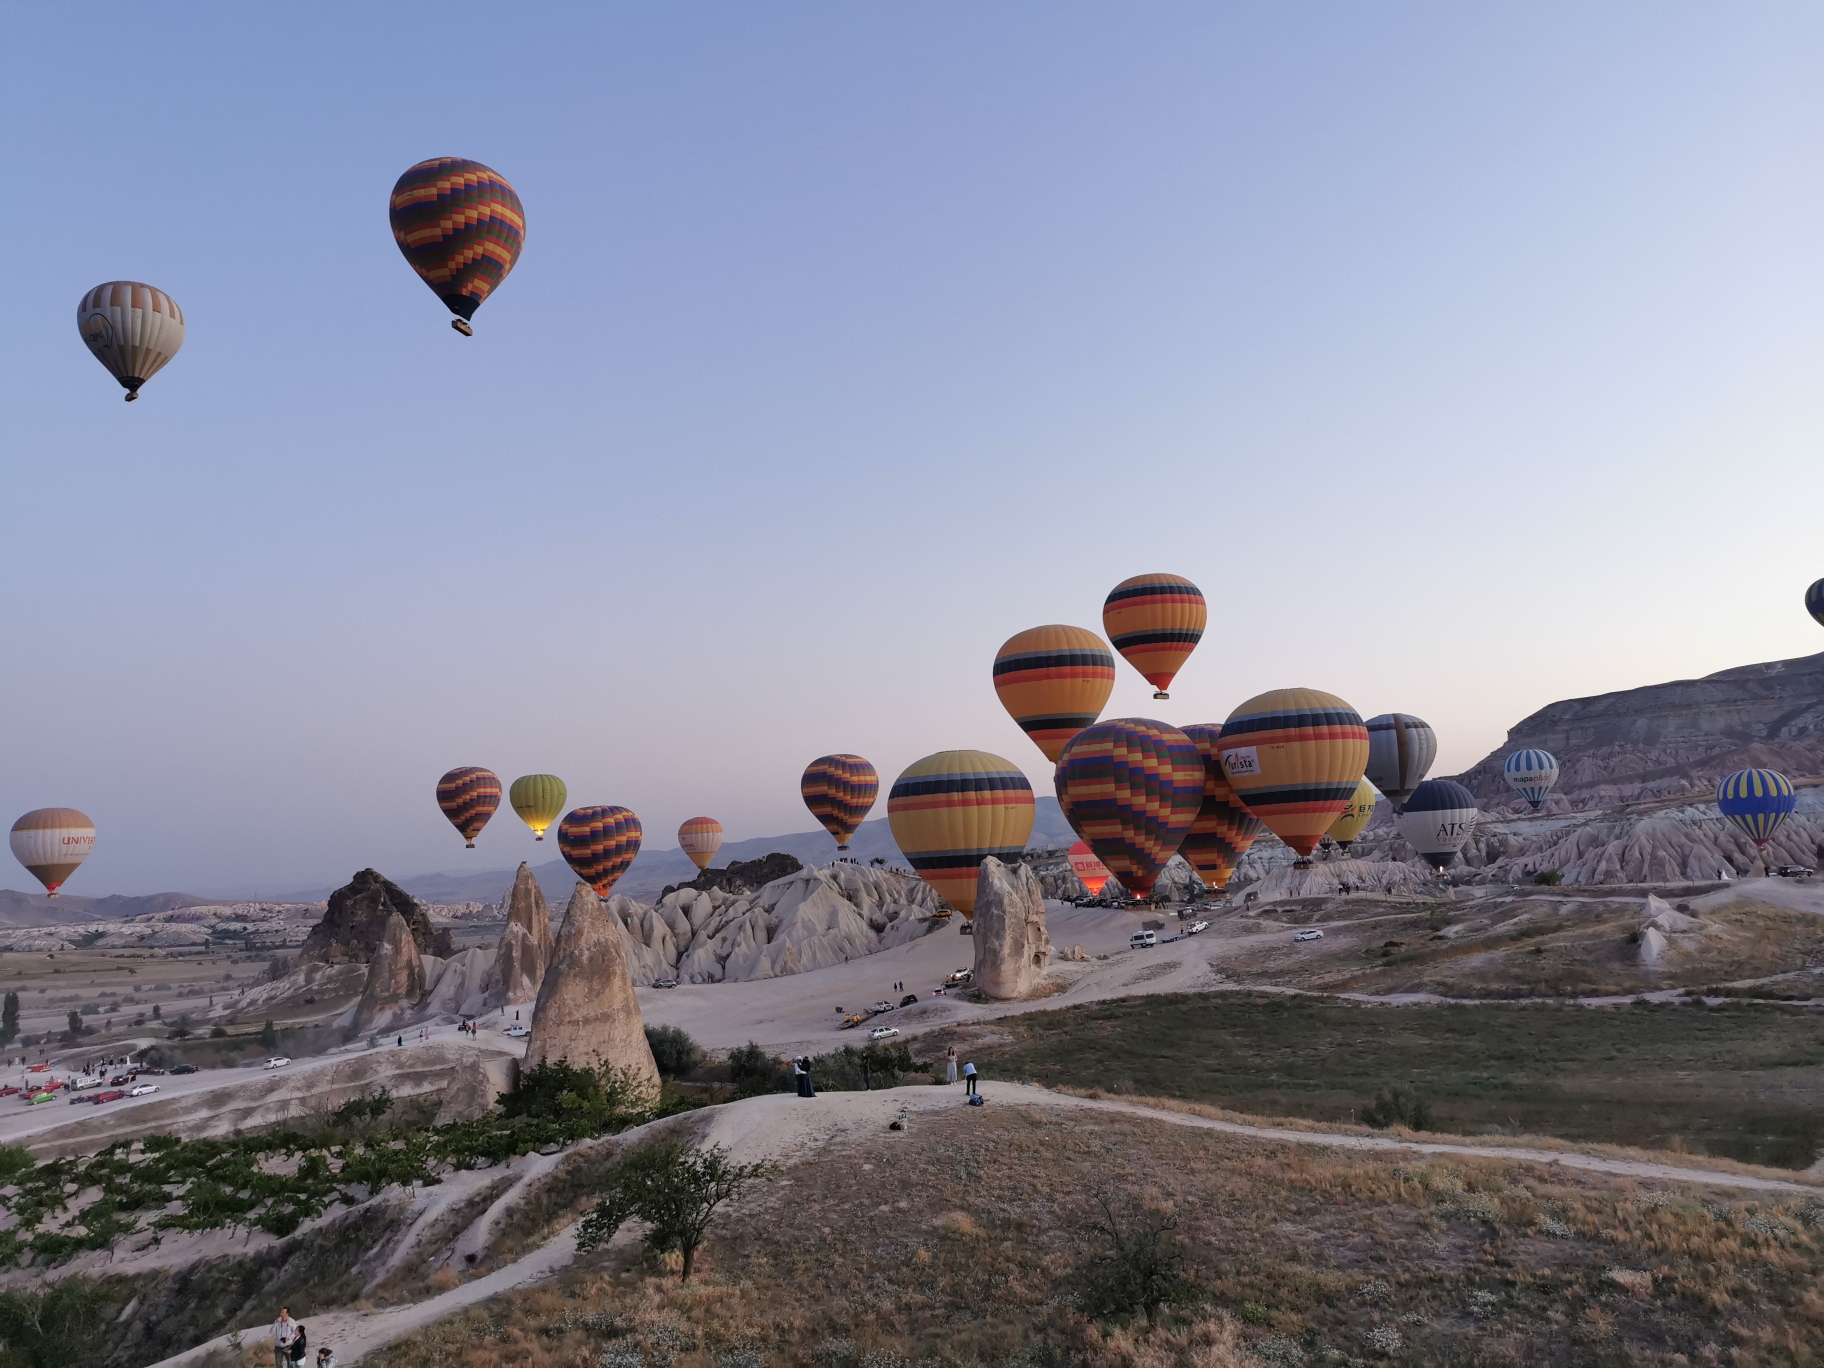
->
[77, 282, 184, 401]
[389, 158, 525, 336]
[992, 625, 1116, 762]
[508, 774, 567, 840]
[1055, 719, 1203, 899]
[887, 751, 1034, 918]
[1717, 769, 1795, 851]
[1067, 840, 1112, 898]
[1807, 580, 1824, 628]
[10, 808, 95, 897]
[1502, 750, 1559, 812]
[801, 755, 879, 850]
[1397, 779, 1479, 871]
[1179, 723, 1267, 890]
[558, 805, 643, 895]
[1102, 574, 1206, 700]
[679, 816, 724, 871]
[1363, 714, 1436, 811]
[1219, 689, 1369, 860]
[436, 767, 501, 848]
[1326, 778, 1377, 851]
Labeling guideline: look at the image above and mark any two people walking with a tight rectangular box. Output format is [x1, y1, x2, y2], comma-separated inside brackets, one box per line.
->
[270, 1309, 333, 1368]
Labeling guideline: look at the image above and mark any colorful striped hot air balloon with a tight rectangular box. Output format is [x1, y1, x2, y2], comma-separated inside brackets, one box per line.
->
[10, 808, 96, 897]
[1178, 723, 1266, 890]
[1219, 689, 1369, 859]
[558, 805, 643, 895]
[887, 751, 1035, 918]
[77, 282, 184, 401]
[1502, 750, 1559, 812]
[1055, 719, 1203, 900]
[1397, 779, 1479, 871]
[992, 625, 1116, 762]
[1363, 714, 1436, 810]
[801, 755, 879, 850]
[1102, 574, 1206, 700]
[1067, 840, 1112, 898]
[679, 816, 724, 871]
[389, 158, 525, 335]
[508, 774, 567, 840]
[1807, 580, 1824, 628]
[1716, 769, 1796, 850]
[436, 767, 501, 848]
[1326, 778, 1378, 851]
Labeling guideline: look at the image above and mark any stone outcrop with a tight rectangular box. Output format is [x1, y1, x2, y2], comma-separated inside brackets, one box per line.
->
[1248, 857, 1437, 903]
[486, 863, 555, 1006]
[420, 947, 494, 1018]
[970, 857, 1052, 999]
[300, 869, 450, 964]
[525, 882, 660, 1090]
[352, 912, 427, 1032]
[658, 852, 804, 901]
[433, 1052, 517, 1124]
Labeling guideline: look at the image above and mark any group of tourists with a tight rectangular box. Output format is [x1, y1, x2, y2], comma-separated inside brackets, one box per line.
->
[269, 1308, 334, 1367]
[943, 1047, 978, 1096]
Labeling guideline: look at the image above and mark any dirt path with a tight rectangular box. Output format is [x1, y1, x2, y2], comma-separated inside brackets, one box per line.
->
[148, 1082, 1824, 1367]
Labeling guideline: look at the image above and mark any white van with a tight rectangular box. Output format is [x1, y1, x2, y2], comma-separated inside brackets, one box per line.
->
[1129, 930, 1157, 949]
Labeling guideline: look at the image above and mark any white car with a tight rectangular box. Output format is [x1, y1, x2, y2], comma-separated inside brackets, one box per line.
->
[1186, 921, 1210, 935]
[869, 1000, 894, 1014]
[71, 1075, 104, 1091]
[503, 1025, 531, 1038]
[946, 968, 973, 984]
[262, 1057, 292, 1069]
[651, 978, 679, 990]
[867, 1026, 900, 1042]
[1293, 929, 1324, 943]
[1129, 930, 1157, 949]
[129, 1083, 159, 1097]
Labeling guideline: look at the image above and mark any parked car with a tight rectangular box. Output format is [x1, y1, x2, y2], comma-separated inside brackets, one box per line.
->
[26, 1092, 56, 1105]
[652, 978, 679, 989]
[1186, 920, 1210, 935]
[898, 993, 919, 1008]
[946, 968, 973, 984]
[170, 1064, 198, 1075]
[1294, 929, 1325, 942]
[1129, 931, 1157, 949]
[129, 1083, 159, 1097]
[93, 1090, 126, 1104]
[1775, 865, 1815, 878]
[108, 1074, 133, 1087]
[867, 1026, 900, 1042]
[503, 1024, 531, 1038]
[71, 1075, 103, 1091]
[68, 1095, 94, 1105]
[262, 1057, 291, 1070]
[869, 1001, 894, 1014]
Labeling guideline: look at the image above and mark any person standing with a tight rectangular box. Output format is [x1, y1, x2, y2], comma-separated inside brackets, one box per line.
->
[793, 1057, 808, 1098]
[945, 1047, 958, 1085]
[803, 1056, 817, 1097]
[962, 1060, 977, 1097]
[288, 1324, 308, 1366]
[270, 1309, 296, 1368]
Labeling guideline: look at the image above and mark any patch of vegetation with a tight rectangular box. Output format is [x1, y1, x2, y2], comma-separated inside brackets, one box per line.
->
[1534, 869, 1564, 886]
[1360, 1083, 1433, 1131]
[575, 1137, 776, 1281]
[644, 1024, 705, 1079]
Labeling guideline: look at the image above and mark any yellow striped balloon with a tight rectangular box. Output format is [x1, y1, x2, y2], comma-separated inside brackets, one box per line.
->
[509, 774, 568, 840]
[1218, 688, 1369, 858]
[1102, 573, 1206, 699]
[887, 750, 1035, 919]
[678, 816, 724, 870]
[1326, 778, 1377, 850]
[558, 805, 642, 896]
[1178, 724, 1266, 890]
[992, 625, 1116, 763]
[77, 282, 184, 401]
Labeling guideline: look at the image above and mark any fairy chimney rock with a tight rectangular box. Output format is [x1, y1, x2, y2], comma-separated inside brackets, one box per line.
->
[352, 911, 427, 1031]
[488, 863, 556, 1005]
[525, 881, 661, 1089]
[971, 857, 1053, 999]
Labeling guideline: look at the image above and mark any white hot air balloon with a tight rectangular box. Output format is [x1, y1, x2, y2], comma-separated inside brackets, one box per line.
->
[1502, 749, 1559, 811]
[77, 282, 185, 401]
[11, 808, 96, 897]
[1396, 780, 1478, 872]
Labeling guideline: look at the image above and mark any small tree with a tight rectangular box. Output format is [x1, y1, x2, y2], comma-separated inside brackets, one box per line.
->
[1077, 1191, 1192, 1321]
[1, 991, 18, 1046]
[65, 1011, 84, 1040]
[574, 1137, 775, 1281]
[259, 1020, 279, 1050]
[644, 1025, 705, 1079]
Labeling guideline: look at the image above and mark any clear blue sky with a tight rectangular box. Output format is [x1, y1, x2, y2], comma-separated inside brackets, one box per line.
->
[1, 5, 1819, 895]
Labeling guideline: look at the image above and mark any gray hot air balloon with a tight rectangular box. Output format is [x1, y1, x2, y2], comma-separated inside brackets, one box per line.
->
[1397, 779, 1478, 871]
[1364, 713, 1436, 811]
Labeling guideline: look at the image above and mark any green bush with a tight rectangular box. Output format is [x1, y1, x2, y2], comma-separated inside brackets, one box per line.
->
[501, 1059, 656, 1133]
[726, 1042, 791, 1097]
[574, 1137, 776, 1281]
[260, 1020, 280, 1049]
[1533, 869, 1564, 886]
[645, 1024, 705, 1079]
[801, 1044, 927, 1091]
[1361, 1084, 1433, 1131]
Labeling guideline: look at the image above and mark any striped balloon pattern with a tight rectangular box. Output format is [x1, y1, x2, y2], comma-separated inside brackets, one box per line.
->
[992, 624, 1116, 762]
[436, 767, 501, 847]
[77, 282, 184, 400]
[389, 158, 525, 332]
[1716, 769, 1795, 849]
[1219, 689, 1369, 858]
[1178, 723, 1266, 890]
[559, 805, 643, 895]
[509, 774, 568, 840]
[1055, 719, 1203, 899]
[1363, 714, 1436, 809]
[1102, 574, 1206, 699]
[887, 751, 1035, 918]
[678, 816, 724, 870]
[801, 754, 879, 850]
[1502, 749, 1559, 811]
[10, 808, 96, 897]
[1326, 778, 1378, 851]
[1067, 840, 1112, 898]
[1808, 580, 1824, 628]
[1397, 779, 1479, 870]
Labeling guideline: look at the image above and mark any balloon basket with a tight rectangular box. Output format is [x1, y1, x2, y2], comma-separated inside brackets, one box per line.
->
[465, 841, 475, 849]
[123, 392, 138, 402]
[451, 319, 474, 337]
[535, 835, 544, 841]
[1153, 691, 1169, 700]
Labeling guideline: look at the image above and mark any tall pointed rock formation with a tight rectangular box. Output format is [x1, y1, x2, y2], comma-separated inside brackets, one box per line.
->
[525, 881, 660, 1090]
[352, 911, 428, 1031]
[488, 862, 555, 1006]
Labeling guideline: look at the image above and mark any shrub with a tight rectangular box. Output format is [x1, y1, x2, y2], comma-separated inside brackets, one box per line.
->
[259, 1020, 279, 1050]
[1076, 1191, 1193, 1320]
[210, 1026, 228, 1039]
[502, 1059, 656, 1132]
[726, 1042, 791, 1097]
[645, 1025, 705, 1079]
[574, 1137, 776, 1280]
[1361, 1085, 1433, 1131]
[1534, 869, 1564, 886]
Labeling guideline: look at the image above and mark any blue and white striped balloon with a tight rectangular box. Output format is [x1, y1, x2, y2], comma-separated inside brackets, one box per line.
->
[1716, 768, 1795, 850]
[1502, 749, 1559, 811]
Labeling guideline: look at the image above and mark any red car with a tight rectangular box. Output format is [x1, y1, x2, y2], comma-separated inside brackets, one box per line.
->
[92, 1090, 126, 1104]
[0, 1086, 19, 1097]
[26, 1064, 48, 1074]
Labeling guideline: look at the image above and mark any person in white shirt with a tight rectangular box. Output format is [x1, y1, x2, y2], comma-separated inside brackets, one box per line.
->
[270, 1309, 296, 1368]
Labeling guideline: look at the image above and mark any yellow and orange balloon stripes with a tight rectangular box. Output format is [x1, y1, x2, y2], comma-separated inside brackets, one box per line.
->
[1054, 719, 1203, 899]
[1102, 573, 1206, 700]
[558, 805, 642, 896]
[678, 816, 724, 870]
[1218, 689, 1369, 858]
[1326, 778, 1377, 850]
[801, 754, 879, 850]
[1177, 724, 1266, 890]
[991, 625, 1116, 763]
[509, 774, 567, 840]
[436, 767, 502, 847]
[887, 750, 1035, 919]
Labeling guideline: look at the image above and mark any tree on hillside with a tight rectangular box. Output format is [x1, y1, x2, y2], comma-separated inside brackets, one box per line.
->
[574, 1137, 774, 1281]
[259, 1021, 279, 1050]
[1, 992, 18, 1046]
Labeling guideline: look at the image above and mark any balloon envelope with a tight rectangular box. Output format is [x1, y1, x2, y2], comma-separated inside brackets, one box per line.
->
[558, 805, 643, 895]
[78, 282, 184, 400]
[1102, 574, 1206, 699]
[679, 816, 724, 871]
[1502, 750, 1559, 811]
[1397, 779, 1479, 870]
[1807, 580, 1824, 628]
[389, 158, 525, 331]
[509, 774, 567, 840]
[1179, 723, 1267, 890]
[801, 754, 879, 850]
[1716, 768, 1795, 850]
[1363, 714, 1436, 809]
[10, 808, 95, 897]
[992, 625, 1116, 762]
[1326, 778, 1378, 850]
[1220, 690, 1369, 858]
[1067, 840, 1112, 898]
[436, 768, 501, 847]
[888, 750, 1034, 918]
[1055, 719, 1203, 899]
